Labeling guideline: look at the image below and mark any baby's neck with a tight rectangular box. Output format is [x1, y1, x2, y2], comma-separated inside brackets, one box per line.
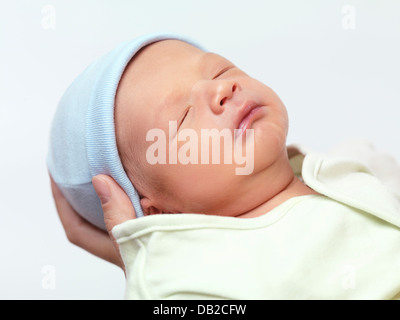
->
[236, 162, 319, 219]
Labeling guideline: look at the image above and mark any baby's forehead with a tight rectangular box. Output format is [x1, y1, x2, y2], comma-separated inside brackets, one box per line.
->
[137, 40, 231, 74]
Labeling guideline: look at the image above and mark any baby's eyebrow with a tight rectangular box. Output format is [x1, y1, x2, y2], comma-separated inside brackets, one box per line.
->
[199, 52, 220, 64]
[198, 52, 230, 75]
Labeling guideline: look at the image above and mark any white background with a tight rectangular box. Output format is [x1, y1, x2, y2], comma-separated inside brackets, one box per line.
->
[0, 0, 399, 299]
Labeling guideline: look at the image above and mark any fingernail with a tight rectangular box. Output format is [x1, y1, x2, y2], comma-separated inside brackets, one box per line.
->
[92, 176, 111, 204]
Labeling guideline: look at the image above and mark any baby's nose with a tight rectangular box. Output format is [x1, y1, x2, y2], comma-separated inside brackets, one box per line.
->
[210, 80, 239, 115]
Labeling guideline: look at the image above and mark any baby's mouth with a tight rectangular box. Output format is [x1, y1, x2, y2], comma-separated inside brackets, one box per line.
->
[236, 103, 265, 138]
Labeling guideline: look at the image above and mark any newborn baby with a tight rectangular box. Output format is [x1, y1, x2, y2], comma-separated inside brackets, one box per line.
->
[48, 33, 400, 299]
[114, 38, 317, 218]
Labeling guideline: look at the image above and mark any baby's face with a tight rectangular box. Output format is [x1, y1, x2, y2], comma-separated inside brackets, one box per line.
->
[115, 40, 289, 216]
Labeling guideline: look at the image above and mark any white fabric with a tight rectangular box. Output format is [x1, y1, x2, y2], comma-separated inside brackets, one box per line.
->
[113, 145, 400, 300]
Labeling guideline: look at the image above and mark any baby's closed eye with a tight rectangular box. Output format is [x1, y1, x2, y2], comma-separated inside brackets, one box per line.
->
[213, 65, 235, 79]
[179, 105, 192, 127]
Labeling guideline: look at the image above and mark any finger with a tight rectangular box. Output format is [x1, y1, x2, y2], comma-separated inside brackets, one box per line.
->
[92, 175, 136, 233]
[49, 174, 123, 268]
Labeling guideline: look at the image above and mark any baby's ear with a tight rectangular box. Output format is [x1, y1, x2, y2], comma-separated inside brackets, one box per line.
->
[140, 197, 163, 216]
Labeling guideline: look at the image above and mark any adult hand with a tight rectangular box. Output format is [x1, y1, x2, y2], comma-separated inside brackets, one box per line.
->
[49, 174, 136, 272]
[91, 174, 137, 273]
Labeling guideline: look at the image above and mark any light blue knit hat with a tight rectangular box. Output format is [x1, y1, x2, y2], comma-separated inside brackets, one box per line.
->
[47, 33, 202, 230]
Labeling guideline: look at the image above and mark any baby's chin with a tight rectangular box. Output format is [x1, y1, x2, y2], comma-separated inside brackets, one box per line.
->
[250, 128, 288, 170]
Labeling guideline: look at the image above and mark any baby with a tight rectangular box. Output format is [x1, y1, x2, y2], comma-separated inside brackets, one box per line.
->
[48, 33, 400, 299]
[114, 38, 319, 218]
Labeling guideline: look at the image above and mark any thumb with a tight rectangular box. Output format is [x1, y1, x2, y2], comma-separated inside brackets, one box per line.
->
[92, 175, 136, 234]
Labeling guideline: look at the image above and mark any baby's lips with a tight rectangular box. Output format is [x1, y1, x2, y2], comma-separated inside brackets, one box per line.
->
[235, 105, 265, 138]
